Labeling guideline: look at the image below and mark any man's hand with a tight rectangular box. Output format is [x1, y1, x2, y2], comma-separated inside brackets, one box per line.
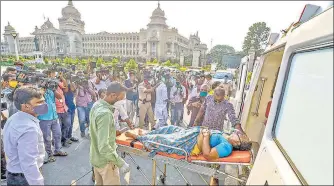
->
[120, 162, 130, 174]
[192, 102, 201, 108]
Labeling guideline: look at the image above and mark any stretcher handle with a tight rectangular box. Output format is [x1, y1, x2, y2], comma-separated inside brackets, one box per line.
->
[146, 140, 189, 161]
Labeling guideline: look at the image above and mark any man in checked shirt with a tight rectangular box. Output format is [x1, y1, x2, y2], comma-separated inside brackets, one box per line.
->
[193, 87, 248, 185]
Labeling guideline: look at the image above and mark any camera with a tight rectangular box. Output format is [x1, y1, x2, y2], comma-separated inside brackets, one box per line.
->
[1, 102, 7, 111]
[39, 78, 60, 91]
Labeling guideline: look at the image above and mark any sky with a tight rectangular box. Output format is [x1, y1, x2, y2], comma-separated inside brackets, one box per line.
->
[0, 1, 331, 51]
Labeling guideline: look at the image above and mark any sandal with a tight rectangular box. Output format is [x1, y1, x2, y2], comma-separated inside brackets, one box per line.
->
[48, 156, 56, 163]
[54, 151, 68, 156]
[70, 137, 79, 142]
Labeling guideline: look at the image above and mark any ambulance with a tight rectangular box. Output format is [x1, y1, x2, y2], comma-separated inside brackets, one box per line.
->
[238, 3, 333, 185]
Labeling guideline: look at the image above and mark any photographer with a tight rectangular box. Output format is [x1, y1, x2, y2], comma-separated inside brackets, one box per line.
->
[1, 73, 19, 117]
[64, 77, 79, 143]
[38, 70, 68, 163]
[5, 67, 17, 75]
[75, 73, 96, 138]
[170, 78, 186, 126]
[91, 70, 107, 93]
[54, 72, 72, 148]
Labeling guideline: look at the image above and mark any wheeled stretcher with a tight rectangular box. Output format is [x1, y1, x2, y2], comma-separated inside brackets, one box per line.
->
[116, 129, 253, 185]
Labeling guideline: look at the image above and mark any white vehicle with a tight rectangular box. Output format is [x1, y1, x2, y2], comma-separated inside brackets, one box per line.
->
[212, 70, 234, 84]
[239, 3, 333, 185]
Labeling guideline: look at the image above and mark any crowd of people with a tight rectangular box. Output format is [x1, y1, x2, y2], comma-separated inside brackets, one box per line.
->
[0, 61, 248, 185]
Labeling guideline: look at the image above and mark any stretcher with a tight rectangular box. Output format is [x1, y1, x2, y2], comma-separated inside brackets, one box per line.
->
[116, 128, 253, 185]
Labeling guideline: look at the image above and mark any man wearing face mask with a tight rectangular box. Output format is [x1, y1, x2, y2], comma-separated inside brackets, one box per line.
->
[3, 87, 47, 185]
[124, 71, 138, 122]
[187, 84, 209, 127]
[193, 87, 244, 133]
[14, 61, 24, 71]
[170, 78, 186, 126]
[1, 73, 19, 117]
[220, 75, 232, 98]
[154, 75, 169, 130]
[189, 75, 205, 100]
[89, 82, 130, 185]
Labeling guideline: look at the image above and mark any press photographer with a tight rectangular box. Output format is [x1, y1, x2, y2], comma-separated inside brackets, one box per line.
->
[73, 72, 96, 137]
[38, 70, 68, 163]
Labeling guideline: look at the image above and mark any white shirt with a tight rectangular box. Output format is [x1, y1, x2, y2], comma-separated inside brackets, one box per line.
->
[113, 99, 128, 130]
[170, 85, 186, 103]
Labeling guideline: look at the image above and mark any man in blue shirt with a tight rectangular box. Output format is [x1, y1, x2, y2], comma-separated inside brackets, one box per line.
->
[3, 87, 46, 185]
[38, 86, 68, 163]
[124, 71, 138, 121]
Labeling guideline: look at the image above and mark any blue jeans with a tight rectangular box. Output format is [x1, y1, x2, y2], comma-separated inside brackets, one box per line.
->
[67, 111, 75, 138]
[77, 106, 89, 133]
[171, 102, 184, 126]
[39, 119, 62, 156]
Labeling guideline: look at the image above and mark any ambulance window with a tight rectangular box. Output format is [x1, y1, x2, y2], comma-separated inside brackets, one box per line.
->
[274, 47, 333, 185]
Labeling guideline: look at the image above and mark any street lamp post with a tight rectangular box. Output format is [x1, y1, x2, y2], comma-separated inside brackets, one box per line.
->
[11, 32, 19, 61]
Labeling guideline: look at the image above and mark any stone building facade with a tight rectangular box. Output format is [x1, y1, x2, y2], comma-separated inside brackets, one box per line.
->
[2, 1, 208, 66]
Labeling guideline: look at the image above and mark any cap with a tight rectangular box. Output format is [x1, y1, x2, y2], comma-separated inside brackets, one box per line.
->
[107, 82, 126, 94]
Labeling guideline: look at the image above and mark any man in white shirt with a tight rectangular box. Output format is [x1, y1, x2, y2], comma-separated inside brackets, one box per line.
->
[154, 77, 168, 129]
[170, 79, 186, 126]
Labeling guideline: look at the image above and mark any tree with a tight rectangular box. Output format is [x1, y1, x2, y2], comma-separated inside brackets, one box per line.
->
[242, 22, 270, 57]
[125, 59, 138, 72]
[209, 45, 236, 64]
[162, 60, 172, 67]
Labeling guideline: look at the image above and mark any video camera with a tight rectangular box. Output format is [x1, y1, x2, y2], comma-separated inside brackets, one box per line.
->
[38, 78, 60, 91]
[16, 70, 47, 84]
[1, 93, 7, 111]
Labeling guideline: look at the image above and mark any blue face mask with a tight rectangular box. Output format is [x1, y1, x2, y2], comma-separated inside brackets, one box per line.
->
[15, 66, 22, 70]
[199, 91, 208, 97]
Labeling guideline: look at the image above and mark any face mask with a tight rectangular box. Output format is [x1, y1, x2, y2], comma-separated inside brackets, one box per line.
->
[32, 103, 49, 115]
[199, 91, 208, 97]
[15, 66, 22, 70]
[8, 80, 18, 88]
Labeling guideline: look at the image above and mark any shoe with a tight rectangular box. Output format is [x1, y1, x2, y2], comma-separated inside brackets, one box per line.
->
[62, 141, 70, 148]
[66, 139, 72, 144]
[81, 132, 85, 138]
[70, 137, 79, 142]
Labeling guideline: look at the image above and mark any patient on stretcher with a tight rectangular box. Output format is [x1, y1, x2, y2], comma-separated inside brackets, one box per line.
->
[124, 125, 251, 161]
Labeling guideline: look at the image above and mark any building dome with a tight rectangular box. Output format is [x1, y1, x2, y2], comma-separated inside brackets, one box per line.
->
[152, 2, 165, 17]
[4, 22, 15, 31]
[61, 0, 81, 19]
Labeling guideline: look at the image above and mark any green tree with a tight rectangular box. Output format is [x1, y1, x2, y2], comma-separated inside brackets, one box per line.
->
[55, 58, 62, 64]
[97, 57, 104, 67]
[209, 45, 236, 64]
[125, 59, 138, 72]
[162, 60, 172, 67]
[242, 22, 270, 56]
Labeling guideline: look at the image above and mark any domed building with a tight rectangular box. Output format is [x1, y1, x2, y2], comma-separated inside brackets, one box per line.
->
[2, 1, 208, 66]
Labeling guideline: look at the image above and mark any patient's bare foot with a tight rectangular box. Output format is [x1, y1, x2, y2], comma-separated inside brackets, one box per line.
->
[138, 129, 147, 136]
[125, 131, 138, 139]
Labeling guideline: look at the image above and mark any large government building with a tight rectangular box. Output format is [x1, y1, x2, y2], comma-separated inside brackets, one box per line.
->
[1, 1, 208, 66]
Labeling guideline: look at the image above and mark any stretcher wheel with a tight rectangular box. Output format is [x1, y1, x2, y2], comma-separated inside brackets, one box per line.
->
[121, 152, 126, 158]
[92, 169, 95, 182]
[159, 175, 166, 184]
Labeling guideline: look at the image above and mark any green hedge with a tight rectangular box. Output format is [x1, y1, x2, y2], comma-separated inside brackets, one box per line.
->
[0, 61, 14, 66]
